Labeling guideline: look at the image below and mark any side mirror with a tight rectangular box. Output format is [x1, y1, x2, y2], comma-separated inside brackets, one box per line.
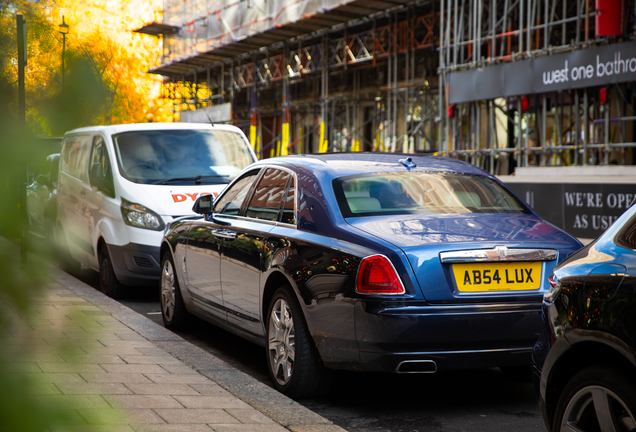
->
[193, 194, 213, 214]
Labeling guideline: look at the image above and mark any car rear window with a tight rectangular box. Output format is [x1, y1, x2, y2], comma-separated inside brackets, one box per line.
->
[334, 172, 530, 217]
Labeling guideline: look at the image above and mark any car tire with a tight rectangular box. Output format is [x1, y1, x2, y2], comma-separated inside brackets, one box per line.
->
[266, 286, 334, 399]
[56, 227, 81, 275]
[160, 251, 191, 330]
[98, 244, 125, 299]
[552, 365, 636, 432]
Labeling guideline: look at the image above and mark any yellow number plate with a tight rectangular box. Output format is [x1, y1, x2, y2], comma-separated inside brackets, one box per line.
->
[452, 262, 542, 292]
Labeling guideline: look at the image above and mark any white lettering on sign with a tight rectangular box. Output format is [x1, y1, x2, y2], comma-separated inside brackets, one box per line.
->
[541, 51, 636, 86]
[543, 60, 569, 85]
[564, 191, 634, 232]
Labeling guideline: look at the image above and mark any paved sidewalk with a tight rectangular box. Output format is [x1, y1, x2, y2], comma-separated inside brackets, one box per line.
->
[3, 239, 346, 432]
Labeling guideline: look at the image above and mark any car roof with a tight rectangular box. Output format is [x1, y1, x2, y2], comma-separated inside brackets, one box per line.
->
[63, 122, 243, 136]
[254, 153, 491, 178]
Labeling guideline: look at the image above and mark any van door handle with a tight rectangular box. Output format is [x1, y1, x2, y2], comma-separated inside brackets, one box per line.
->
[79, 190, 86, 198]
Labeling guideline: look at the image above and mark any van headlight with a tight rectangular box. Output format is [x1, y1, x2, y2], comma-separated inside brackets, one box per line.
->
[121, 198, 165, 231]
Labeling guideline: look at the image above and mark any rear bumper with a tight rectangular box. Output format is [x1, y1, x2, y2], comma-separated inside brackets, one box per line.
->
[348, 300, 541, 373]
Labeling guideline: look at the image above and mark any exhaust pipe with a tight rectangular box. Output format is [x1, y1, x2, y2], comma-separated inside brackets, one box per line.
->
[396, 360, 437, 373]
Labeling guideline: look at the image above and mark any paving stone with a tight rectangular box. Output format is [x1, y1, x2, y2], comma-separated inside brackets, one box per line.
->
[101, 364, 169, 374]
[59, 353, 127, 364]
[80, 372, 154, 384]
[210, 425, 290, 432]
[17, 372, 84, 384]
[144, 374, 213, 385]
[56, 382, 133, 395]
[224, 408, 278, 425]
[37, 394, 113, 409]
[120, 355, 182, 365]
[126, 383, 201, 396]
[173, 396, 251, 410]
[38, 362, 106, 373]
[134, 424, 214, 432]
[80, 408, 164, 425]
[158, 364, 200, 375]
[136, 347, 172, 356]
[154, 409, 239, 424]
[187, 384, 235, 398]
[104, 395, 184, 409]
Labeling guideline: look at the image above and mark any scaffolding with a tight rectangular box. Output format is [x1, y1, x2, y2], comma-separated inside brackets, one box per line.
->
[137, 0, 636, 173]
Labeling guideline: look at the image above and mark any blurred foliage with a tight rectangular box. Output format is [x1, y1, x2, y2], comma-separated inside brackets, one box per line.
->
[0, 0, 171, 137]
[0, 1, 142, 429]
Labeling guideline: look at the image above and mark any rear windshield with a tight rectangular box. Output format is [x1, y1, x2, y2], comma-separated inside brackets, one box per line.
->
[334, 172, 530, 217]
[113, 129, 254, 185]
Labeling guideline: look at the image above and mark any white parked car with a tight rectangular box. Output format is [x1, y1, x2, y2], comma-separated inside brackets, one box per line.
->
[56, 122, 256, 297]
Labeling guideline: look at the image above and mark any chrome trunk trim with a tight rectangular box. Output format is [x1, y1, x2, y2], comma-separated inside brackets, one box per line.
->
[439, 246, 557, 263]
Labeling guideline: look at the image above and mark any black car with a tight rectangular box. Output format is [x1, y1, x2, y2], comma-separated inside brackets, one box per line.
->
[160, 153, 581, 399]
[26, 153, 59, 247]
[533, 201, 636, 431]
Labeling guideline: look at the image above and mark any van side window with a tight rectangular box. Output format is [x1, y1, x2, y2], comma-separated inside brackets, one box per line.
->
[89, 136, 115, 197]
[61, 134, 91, 182]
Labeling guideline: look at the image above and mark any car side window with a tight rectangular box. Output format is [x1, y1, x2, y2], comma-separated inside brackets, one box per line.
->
[280, 178, 296, 225]
[214, 169, 260, 216]
[245, 168, 291, 222]
[34, 159, 52, 186]
[89, 136, 115, 197]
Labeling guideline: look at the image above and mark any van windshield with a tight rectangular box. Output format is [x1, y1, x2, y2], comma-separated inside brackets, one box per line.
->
[112, 129, 254, 185]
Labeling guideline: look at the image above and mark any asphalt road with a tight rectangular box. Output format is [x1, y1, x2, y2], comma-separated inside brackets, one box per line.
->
[74, 266, 546, 432]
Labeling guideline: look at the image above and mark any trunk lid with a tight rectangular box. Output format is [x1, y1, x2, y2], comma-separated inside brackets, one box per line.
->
[347, 213, 581, 302]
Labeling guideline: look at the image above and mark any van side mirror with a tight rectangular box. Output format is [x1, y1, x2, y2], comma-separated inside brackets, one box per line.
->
[193, 194, 213, 214]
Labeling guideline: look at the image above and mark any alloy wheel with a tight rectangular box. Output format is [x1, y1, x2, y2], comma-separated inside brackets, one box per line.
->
[161, 259, 176, 322]
[268, 298, 295, 386]
[560, 385, 636, 432]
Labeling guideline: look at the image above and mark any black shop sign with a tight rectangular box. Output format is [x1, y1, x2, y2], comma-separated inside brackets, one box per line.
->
[505, 183, 636, 239]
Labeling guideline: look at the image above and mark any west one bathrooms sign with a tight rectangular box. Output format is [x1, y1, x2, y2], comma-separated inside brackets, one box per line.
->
[449, 41, 636, 104]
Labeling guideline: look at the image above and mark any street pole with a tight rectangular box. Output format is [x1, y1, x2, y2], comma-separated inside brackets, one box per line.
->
[59, 16, 69, 92]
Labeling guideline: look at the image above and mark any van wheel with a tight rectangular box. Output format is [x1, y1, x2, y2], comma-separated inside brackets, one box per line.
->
[160, 252, 191, 330]
[266, 286, 334, 399]
[57, 227, 81, 275]
[99, 244, 124, 298]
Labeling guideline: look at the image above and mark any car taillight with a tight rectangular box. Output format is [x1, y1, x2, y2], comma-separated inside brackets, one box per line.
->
[356, 255, 405, 295]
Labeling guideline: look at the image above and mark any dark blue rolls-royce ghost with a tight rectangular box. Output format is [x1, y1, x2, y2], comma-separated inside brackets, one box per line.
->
[159, 153, 582, 398]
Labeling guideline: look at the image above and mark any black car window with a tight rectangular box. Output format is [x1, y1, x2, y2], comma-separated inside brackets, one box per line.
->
[280, 179, 296, 225]
[245, 168, 291, 222]
[214, 169, 261, 216]
[614, 210, 636, 250]
[34, 158, 52, 185]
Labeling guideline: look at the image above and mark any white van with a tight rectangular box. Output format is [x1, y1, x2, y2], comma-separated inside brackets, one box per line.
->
[56, 122, 257, 297]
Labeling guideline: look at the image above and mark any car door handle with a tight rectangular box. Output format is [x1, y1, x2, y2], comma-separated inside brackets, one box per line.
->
[211, 229, 236, 240]
[79, 190, 86, 198]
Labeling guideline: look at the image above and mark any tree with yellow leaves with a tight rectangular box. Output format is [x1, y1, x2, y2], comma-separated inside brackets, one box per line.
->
[0, 0, 171, 136]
